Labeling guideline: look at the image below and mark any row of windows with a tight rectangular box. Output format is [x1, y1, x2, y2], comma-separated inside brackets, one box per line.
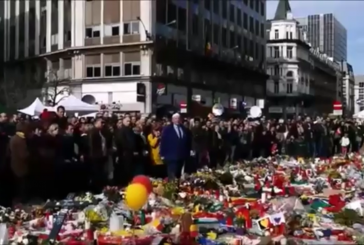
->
[86, 63, 140, 78]
[85, 22, 139, 38]
[201, 0, 265, 18]
[274, 30, 293, 40]
[192, 14, 264, 39]
[158, 2, 264, 41]
[267, 46, 294, 59]
[273, 81, 293, 94]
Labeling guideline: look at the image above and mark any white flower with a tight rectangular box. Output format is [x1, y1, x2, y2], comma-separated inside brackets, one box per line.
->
[22, 238, 29, 245]
[178, 192, 187, 198]
[17, 236, 23, 243]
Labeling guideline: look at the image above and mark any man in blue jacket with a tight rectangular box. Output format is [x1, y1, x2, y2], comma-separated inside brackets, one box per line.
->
[160, 113, 191, 180]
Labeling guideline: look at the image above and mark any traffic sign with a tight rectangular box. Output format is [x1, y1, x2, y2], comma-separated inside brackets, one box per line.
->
[333, 101, 342, 116]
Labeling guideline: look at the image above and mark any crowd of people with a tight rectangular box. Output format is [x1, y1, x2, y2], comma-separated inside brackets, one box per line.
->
[0, 106, 363, 206]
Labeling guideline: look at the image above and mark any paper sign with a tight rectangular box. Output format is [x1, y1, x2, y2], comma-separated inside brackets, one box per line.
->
[47, 211, 67, 243]
[254, 216, 270, 231]
[269, 212, 285, 225]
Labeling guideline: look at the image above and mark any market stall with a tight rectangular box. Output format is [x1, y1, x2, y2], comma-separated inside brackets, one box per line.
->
[17, 98, 54, 116]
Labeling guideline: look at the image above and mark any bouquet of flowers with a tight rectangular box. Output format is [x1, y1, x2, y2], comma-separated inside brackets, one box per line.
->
[103, 186, 121, 203]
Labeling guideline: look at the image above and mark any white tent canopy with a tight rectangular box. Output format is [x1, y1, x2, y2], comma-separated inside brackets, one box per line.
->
[55, 95, 99, 112]
[354, 110, 364, 119]
[18, 98, 53, 116]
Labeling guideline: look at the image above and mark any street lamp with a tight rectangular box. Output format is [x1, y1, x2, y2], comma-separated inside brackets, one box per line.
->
[136, 16, 152, 41]
[137, 17, 177, 41]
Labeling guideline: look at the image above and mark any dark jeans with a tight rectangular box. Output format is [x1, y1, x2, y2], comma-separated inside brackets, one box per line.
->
[90, 157, 107, 193]
[165, 159, 184, 180]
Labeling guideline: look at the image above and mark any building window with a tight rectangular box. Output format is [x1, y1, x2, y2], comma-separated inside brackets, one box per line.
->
[123, 22, 139, 35]
[255, 0, 259, 14]
[237, 9, 242, 26]
[274, 65, 280, 76]
[230, 31, 235, 48]
[65, 31, 71, 41]
[260, 2, 264, 16]
[213, 0, 219, 14]
[249, 16, 254, 33]
[229, 4, 235, 22]
[287, 81, 293, 93]
[222, 28, 227, 47]
[268, 47, 272, 57]
[204, 0, 210, 10]
[192, 15, 198, 35]
[222, 0, 227, 19]
[274, 47, 279, 58]
[255, 20, 259, 36]
[249, 0, 254, 9]
[85, 26, 100, 38]
[51, 34, 58, 45]
[274, 81, 279, 93]
[260, 23, 264, 38]
[213, 24, 219, 44]
[105, 25, 120, 36]
[124, 62, 140, 76]
[274, 30, 279, 39]
[287, 46, 293, 58]
[289, 32, 293, 39]
[360, 82, 364, 88]
[86, 66, 101, 78]
[243, 13, 248, 30]
[104, 64, 120, 77]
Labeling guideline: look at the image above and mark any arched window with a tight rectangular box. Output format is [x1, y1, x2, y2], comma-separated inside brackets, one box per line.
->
[286, 71, 293, 77]
[82, 94, 96, 104]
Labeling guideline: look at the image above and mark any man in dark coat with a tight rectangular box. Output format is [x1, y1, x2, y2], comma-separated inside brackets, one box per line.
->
[9, 122, 31, 203]
[160, 113, 191, 180]
[115, 117, 142, 186]
[88, 118, 107, 192]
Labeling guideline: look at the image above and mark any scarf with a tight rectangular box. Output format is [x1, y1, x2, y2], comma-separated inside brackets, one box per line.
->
[16, 132, 25, 138]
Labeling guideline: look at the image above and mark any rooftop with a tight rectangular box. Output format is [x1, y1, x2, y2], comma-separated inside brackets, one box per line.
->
[274, 0, 292, 20]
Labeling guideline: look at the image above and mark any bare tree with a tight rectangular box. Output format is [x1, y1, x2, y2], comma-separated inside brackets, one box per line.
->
[43, 69, 72, 106]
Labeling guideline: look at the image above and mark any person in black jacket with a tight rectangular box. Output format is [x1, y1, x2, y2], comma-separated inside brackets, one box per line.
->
[88, 118, 108, 192]
[115, 117, 142, 186]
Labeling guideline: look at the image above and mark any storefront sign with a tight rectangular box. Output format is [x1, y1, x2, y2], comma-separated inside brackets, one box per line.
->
[156, 84, 166, 96]
[180, 102, 187, 113]
[230, 98, 237, 109]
